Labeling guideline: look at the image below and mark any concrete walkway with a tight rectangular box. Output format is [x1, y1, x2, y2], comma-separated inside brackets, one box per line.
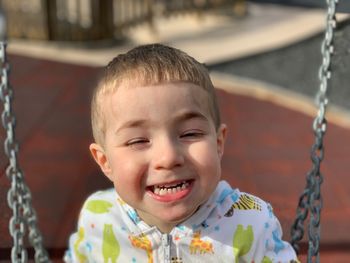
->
[8, 3, 343, 66]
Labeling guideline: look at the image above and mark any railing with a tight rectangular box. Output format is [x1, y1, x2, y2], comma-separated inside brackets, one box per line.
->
[0, 0, 246, 41]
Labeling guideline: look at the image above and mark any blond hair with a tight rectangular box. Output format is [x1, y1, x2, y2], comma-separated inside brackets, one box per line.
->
[91, 43, 220, 145]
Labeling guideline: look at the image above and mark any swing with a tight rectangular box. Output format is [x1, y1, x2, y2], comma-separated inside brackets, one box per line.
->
[0, 1, 341, 262]
[290, 1, 337, 262]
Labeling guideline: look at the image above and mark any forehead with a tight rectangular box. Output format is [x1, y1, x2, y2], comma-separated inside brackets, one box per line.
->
[104, 82, 212, 124]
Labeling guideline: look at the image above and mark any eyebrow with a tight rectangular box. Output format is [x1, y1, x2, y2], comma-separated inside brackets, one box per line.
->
[115, 111, 209, 134]
[115, 119, 149, 134]
[173, 111, 209, 123]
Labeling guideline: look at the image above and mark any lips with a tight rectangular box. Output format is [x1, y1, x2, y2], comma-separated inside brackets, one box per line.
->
[147, 179, 194, 202]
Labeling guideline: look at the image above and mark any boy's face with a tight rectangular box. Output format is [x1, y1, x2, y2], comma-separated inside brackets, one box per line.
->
[90, 82, 226, 233]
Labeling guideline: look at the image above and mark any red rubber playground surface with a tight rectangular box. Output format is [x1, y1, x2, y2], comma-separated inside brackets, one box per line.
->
[1, 55, 349, 262]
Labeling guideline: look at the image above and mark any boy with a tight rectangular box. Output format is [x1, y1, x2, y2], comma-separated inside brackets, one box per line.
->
[65, 44, 298, 262]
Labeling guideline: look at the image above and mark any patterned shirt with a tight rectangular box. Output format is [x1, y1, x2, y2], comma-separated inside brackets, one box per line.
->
[64, 180, 298, 263]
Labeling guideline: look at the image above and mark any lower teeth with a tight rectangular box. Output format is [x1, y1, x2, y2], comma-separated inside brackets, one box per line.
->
[154, 182, 189, 195]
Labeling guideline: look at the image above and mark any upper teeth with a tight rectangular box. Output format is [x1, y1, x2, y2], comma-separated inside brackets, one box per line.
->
[153, 181, 190, 195]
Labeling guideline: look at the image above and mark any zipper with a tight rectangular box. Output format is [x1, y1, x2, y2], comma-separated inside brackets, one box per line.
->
[162, 234, 171, 263]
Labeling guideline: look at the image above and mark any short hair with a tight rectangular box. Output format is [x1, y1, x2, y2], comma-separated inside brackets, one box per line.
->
[91, 43, 220, 145]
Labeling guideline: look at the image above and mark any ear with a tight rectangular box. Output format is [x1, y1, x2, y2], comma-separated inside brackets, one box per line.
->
[216, 124, 227, 159]
[89, 143, 113, 180]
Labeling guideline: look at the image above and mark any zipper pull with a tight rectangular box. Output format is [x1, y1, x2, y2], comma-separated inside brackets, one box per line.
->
[162, 234, 171, 263]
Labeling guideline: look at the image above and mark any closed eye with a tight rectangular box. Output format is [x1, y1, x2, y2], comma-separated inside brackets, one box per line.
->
[126, 138, 149, 146]
[180, 130, 204, 139]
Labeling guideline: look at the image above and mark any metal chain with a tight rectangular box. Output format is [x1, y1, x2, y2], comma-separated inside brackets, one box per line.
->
[0, 30, 51, 263]
[1, 41, 27, 263]
[290, 1, 338, 262]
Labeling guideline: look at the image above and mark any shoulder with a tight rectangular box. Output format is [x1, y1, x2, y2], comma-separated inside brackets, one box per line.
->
[84, 188, 117, 203]
[75, 188, 125, 228]
[209, 182, 274, 245]
[215, 181, 272, 223]
[210, 182, 298, 262]
[65, 189, 126, 262]
[81, 188, 118, 213]
[233, 191, 272, 217]
[213, 182, 278, 243]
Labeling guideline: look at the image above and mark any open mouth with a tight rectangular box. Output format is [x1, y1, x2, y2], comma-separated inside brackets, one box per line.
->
[147, 180, 194, 202]
[152, 180, 191, 195]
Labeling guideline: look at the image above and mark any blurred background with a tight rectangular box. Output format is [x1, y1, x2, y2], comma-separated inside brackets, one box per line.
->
[1, 0, 350, 262]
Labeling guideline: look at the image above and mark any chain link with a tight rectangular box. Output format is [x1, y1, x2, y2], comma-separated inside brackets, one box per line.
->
[1, 40, 51, 262]
[290, 0, 338, 262]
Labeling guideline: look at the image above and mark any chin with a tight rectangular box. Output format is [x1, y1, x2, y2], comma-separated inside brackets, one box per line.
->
[160, 207, 198, 225]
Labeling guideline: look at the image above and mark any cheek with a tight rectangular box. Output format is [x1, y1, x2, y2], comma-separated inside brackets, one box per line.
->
[187, 141, 221, 170]
[110, 152, 148, 185]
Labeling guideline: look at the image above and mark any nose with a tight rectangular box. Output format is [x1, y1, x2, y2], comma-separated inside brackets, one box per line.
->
[152, 136, 184, 170]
